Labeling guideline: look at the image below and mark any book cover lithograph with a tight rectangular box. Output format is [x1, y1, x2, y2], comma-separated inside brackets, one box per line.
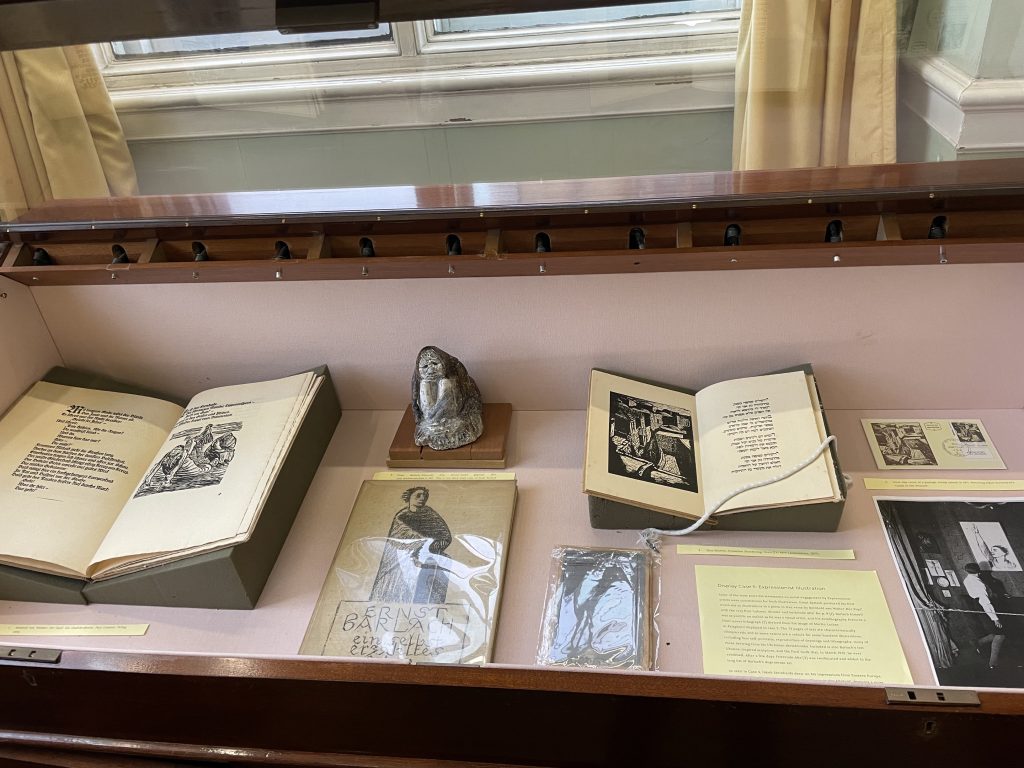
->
[300, 479, 517, 664]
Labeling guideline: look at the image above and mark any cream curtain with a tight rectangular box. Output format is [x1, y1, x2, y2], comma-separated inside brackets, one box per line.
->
[0, 46, 137, 220]
[732, 0, 897, 170]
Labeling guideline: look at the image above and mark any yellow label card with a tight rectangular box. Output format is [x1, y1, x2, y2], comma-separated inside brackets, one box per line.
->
[864, 478, 1024, 491]
[696, 565, 912, 684]
[677, 545, 854, 560]
[0, 624, 149, 636]
[372, 471, 516, 481]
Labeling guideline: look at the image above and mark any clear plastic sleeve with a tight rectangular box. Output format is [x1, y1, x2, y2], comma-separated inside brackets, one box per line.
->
[537, 546, 660, 670]
[299, 479, 517, 664]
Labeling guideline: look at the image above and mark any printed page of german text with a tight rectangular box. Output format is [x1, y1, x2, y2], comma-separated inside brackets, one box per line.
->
[0, 382, 181, 577]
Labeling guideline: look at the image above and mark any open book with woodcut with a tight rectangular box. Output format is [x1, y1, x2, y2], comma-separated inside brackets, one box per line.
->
[0, 366, 339, 607]
[584, 366, 846, 532]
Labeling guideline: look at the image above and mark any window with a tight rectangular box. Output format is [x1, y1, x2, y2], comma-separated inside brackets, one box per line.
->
[432, 1, 739, 37]
[110, 28, 392, 59]
[97, 7, 740, 144]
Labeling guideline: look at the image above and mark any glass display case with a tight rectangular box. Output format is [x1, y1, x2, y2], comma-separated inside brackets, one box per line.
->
[2, 1, 1024, 764]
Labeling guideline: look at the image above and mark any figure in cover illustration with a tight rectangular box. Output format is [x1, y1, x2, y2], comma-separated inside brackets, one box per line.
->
[607, 392, 697, 491]
[870, 422, 937, 466]
[133, 422, 239, 497]
[370, 486, 453, 604]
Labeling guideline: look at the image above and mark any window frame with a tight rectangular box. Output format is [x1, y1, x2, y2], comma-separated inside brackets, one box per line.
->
[97, 9, 741, 142]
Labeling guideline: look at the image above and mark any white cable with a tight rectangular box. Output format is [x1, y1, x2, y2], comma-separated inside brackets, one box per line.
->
[639, 435, 837, 550]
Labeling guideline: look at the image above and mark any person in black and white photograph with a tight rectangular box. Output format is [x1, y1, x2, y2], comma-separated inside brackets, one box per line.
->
[608, 392, 697, 491]
[952, 421, 986, 443]
[877, 498, 1024, 687]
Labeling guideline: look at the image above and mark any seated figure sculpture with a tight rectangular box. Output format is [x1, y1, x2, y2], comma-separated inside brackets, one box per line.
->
[412, 346, 484, 451]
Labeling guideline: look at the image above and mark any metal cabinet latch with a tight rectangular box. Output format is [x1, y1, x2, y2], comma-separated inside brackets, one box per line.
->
[885, 687, 979, 706]
[0, 646, 62, 663]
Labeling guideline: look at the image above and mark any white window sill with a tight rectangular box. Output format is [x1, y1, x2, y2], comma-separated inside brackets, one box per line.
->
[100, 18, 739, 142]
[111, 51, 737, 141]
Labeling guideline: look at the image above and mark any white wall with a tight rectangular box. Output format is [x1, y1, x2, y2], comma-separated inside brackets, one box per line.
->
[900, 0, 1024, 161]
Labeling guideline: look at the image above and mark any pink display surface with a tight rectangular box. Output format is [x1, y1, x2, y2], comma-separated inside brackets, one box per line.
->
[1, 262, 1022, 689]
[0, 406, 1021, 690]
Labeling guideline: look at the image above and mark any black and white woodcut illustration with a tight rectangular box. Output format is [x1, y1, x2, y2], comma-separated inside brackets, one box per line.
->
[870, 422, 938, 466]
[134, 422, 239, 497]
[608, 392, 697, 491]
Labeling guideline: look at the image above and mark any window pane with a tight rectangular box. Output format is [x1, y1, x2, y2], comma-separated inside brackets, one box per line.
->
[111, 26, 391, 58]
[434, 2, 739, 34]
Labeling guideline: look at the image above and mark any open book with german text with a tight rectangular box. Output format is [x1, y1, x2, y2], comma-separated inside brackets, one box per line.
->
[0, 368, 331, 598]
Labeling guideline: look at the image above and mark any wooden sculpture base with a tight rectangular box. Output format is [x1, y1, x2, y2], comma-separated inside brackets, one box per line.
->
[387, 403, 512, 468]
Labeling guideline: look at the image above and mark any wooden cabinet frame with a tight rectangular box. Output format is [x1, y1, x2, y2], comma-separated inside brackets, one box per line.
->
[2, 159, 1024, 765]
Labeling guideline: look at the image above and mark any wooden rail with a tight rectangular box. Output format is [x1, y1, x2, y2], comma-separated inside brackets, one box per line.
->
[4, 159, 1024, 286]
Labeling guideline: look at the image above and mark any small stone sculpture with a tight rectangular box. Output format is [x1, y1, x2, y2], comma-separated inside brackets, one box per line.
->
[412, 346, 483, 451]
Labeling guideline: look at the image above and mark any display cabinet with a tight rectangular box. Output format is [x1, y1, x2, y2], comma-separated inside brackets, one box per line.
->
[2, 0, 1024, 761]
[2, 159, 1024, 766]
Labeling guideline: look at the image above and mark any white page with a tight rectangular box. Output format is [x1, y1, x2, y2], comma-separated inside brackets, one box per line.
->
[696, 371, 836, 514]
[0, 382, 181, 577]
[89, 371, 315, 577]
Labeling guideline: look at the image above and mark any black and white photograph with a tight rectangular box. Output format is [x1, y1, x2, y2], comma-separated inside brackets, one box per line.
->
[877, 498, 1024, 688]
[134, 422, 239, 497]
[608, 392, 697, 491]
[870, 422, 938, 466]
[961, 521, 1021, 572]
[953, 421, 986, 443]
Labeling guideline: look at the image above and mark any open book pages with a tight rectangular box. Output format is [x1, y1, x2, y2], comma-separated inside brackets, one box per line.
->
[88, 371, 323, 579]
[585, 369, 840, 522]
[696, 371, 841, 515]
[0, 382, 183, 578]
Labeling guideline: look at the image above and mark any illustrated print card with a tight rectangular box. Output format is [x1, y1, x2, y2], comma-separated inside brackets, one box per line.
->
[300, 479, 517, 664]
[862, 419, 1005, 470]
